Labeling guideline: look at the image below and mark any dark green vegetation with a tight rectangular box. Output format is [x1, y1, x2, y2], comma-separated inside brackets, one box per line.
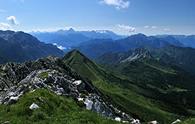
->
[0, 30, 63, 64]
[97, 48, 195, 123]
[63, 50, 187, 124]
[151, 45, 195, 74]
[0, 89, 120, 124]
[0, 47, 195, 124]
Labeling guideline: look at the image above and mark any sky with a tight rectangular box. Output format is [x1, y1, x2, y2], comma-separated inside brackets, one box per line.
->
[0, 0, 195, 35]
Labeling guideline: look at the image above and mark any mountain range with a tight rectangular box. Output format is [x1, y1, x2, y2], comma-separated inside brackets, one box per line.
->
[0, 30, 195, 124]
[75, 34, 189, 59]
[157, 35, 195, 48]
[31, 28, 124, 50]
[32, 28, 195, 53]
[0, 30, 64, 64]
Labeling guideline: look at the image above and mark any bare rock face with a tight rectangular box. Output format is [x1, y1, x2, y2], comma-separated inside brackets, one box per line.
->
[29, 103, 39, 110]
[0, 56, 135, 123]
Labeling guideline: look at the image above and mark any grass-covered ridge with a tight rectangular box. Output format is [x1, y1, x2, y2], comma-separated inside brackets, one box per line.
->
[0, 89, 120, 124]
[63, 50, 180, 124]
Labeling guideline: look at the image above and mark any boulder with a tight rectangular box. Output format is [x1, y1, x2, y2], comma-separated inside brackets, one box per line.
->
[115, 117, 121, 122]
[29, 103, 39, 110]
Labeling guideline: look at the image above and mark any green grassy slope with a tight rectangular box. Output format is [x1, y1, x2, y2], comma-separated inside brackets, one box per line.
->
[151, 45, 195, 75]
[115, 59, 195, 91]
[0, 89, 120, 124]
[63, 50, 179, 124]
[112, 59, 195, 114]
[181, 118, 195, 124]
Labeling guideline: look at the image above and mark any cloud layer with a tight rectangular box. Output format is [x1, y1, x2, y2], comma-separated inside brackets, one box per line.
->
[0, 23, 11, 30]
[144, 25, 157, 29]
[117, 24, 136, 33]
[100, 0, 130, 9]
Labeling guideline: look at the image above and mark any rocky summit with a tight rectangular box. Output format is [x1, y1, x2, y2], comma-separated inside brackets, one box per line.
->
[0, 55, 136, 123]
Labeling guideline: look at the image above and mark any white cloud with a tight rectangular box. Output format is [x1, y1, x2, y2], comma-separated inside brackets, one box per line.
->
[151, 26, 157, 29]
[144, 25, 157, 29]
[117, 24, 136, 33]
[0, 23, 11, 30]
[100, 0, 130, 9]
[0, 16, 19, 30]
[7, 16, 18, 25]
[144, 25, 150, 29]
[163, 28, 170, 31]
[144, 25, 171, 32]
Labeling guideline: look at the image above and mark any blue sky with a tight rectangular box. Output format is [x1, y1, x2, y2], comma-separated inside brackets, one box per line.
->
[0, 0, 195, 35]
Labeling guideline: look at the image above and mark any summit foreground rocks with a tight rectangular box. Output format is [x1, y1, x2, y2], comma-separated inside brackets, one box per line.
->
[0, 55, 137, 123]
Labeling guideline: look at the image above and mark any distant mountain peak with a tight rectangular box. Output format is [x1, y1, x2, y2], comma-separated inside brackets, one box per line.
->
[56, 28, 76, 34]
[68, 28, 75, 32]
[124, 33, 148, 43]
[129, 33, 147, 38]
[121, 48, 152, 62]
